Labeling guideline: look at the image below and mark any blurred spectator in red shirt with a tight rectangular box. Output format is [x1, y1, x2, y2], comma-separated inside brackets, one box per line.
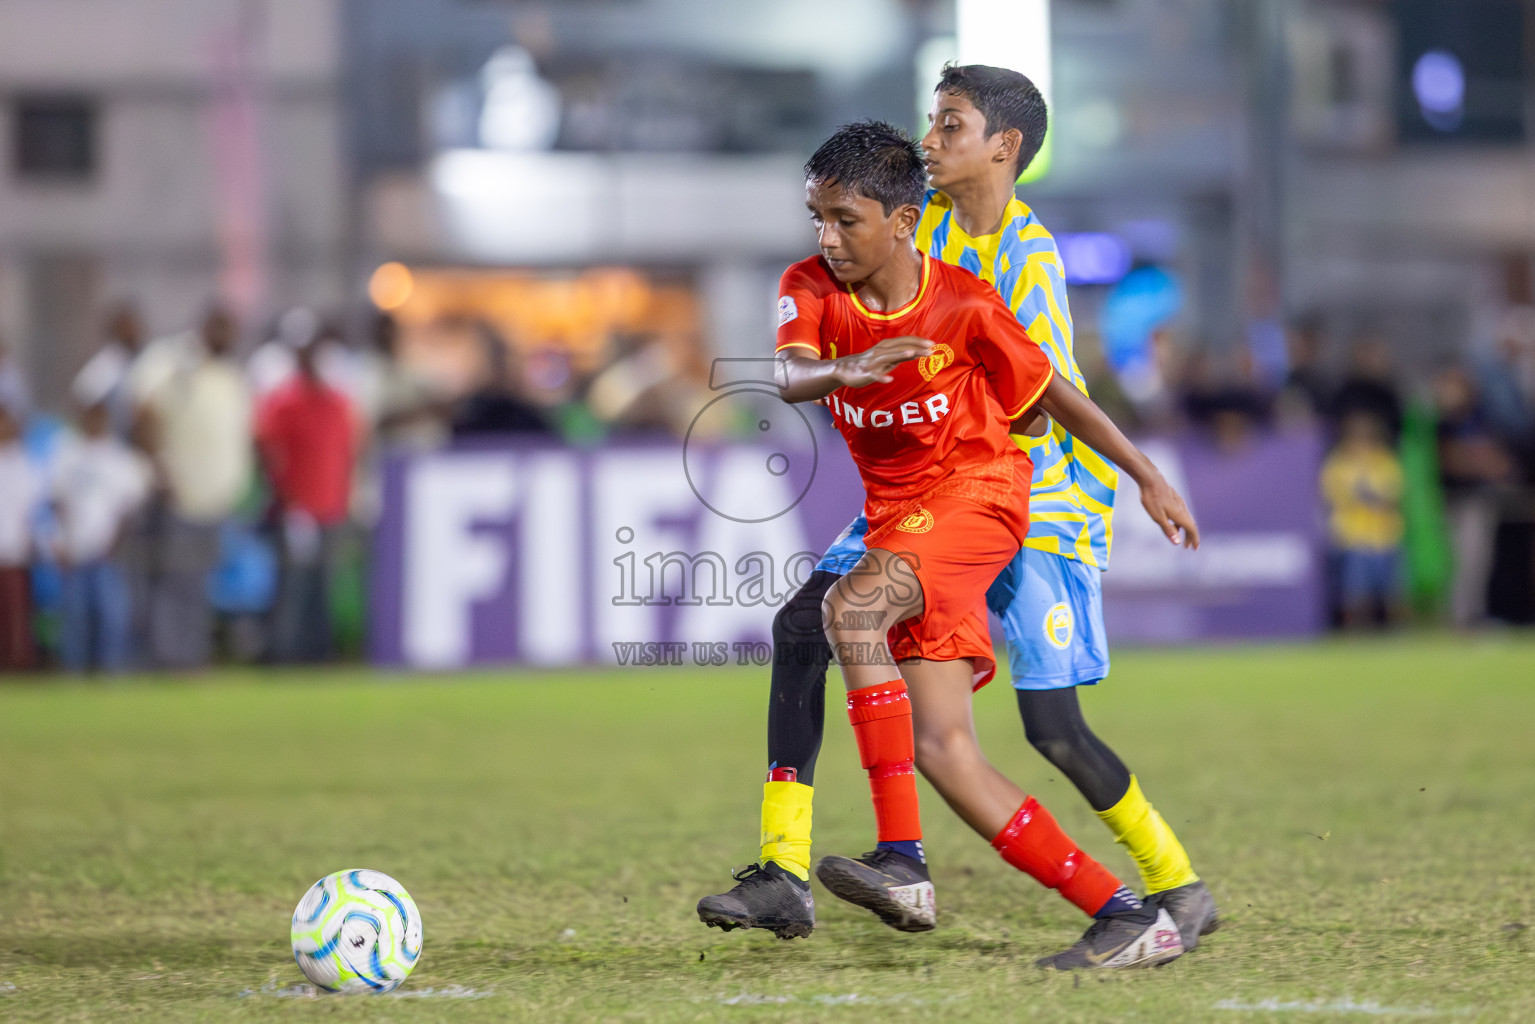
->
[258, 335, 356, 525]
[256, 334, 357, 663]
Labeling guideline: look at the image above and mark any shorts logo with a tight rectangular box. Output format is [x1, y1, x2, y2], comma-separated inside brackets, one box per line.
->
[918, 342, 955, 382]
[1043, 602, 1073, 649]
[777, 295, 798, 327]
[896, 507, 935, 534]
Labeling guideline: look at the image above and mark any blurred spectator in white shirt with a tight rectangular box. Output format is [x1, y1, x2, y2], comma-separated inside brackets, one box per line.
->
[72, 303, 146, 436]
[51, 402, 153, 673]
[350, 311, 449, 522]
[0, 406, 41, 671]
[74, 303, 160, 665]
[248, 307, 363, 403]
[128, 307, 254, 669]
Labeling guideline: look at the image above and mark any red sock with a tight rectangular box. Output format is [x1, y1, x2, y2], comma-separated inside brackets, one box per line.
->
[846, 680, 922, 843]
[992, 796, 1125, 917]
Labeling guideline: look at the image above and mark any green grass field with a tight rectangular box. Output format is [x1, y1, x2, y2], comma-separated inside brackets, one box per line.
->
[2, 637, 1534, 1022]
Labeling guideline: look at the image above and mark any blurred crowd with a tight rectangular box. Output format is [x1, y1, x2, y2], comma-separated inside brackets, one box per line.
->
[0, 302, 465, 674]
[0, 295, 1532, 675]
[0, 290, 755, 675]
[1093, 305, 1535, 631]
[1294, 310, 1534, 630]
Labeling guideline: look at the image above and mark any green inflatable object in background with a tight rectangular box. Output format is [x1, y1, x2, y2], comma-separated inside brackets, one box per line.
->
[1399, 399, 1452, 616]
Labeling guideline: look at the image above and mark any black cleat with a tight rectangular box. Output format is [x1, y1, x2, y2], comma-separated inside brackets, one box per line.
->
[1146, 880, 1220, 950]
[697, 862, 815, 940]
[1035, 907, 1184, 970]
[814, 848, 936, 933]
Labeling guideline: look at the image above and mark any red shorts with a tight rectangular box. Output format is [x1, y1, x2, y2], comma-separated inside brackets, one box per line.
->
[862, 454, 1031, 689]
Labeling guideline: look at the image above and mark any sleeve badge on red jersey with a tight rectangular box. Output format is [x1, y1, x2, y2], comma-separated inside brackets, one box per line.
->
[777, 295, 798, 327]
[917, 342, 955, 381]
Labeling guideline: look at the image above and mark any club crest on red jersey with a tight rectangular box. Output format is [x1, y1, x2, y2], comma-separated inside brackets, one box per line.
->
[917, 342, 955, 382]
[896, 507, 935, 534]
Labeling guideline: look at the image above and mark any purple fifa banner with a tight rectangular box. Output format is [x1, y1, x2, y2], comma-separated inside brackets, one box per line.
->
[369, 425, 1324, 669]
[1100, 431, 1326, 642]
[370, 413, 866, 669]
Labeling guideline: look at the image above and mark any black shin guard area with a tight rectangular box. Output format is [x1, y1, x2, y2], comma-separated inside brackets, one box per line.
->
[765, 569, 838, 786]
[1016, 687, 1132, 812]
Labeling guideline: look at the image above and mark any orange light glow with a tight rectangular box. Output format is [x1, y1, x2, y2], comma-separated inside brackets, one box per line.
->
[369, 262, 415, 310]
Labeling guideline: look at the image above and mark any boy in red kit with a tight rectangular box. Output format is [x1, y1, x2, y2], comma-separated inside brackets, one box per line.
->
[775, 122, 1198, 969]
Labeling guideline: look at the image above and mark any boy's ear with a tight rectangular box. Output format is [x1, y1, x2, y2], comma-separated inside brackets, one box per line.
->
[893, 203, 922, 240]
[993, 127, 1023, 169]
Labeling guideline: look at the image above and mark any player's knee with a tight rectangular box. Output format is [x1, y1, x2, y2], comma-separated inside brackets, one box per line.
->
[913, 724, 979, 777]
[773, 591, 820, 645]
[913, 734, 945, 776]
[772, 609, 831, 679]
[1020, 695, 1086, 762]
[821, 582, 866, 639]
[1027, 733, 1080, 774]
[819, 589, 842, 639]
[779, 571, 837, 639]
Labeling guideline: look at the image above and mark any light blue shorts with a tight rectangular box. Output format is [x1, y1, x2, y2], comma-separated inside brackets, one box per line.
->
[986, 548, 1111, 690]
[816, 515, 1109, 690]
[816, 514, 870, 575]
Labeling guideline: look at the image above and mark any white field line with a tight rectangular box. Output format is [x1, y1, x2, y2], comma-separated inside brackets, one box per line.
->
[388, 985, 496, 1000]
[1213, 997, 1472, 1017]
[720, 992, 954, 1008]
[235, 980, 493, 1000]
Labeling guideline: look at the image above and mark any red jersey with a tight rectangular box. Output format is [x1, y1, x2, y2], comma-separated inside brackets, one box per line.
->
[255, 376, 357, 525]
[776, 253, 1054, 516]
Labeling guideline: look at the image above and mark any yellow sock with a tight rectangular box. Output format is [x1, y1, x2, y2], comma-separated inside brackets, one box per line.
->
[760, 780, 814, 880]
[1095, 775, 1198, 894]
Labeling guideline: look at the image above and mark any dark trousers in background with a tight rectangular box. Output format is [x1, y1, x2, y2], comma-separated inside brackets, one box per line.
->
[116, 502, 158, 669]
[0, 566, 35, 671]
[272, 522, 339, 664]
[61, 562, 131, 673]
[148, 515, 221, 670]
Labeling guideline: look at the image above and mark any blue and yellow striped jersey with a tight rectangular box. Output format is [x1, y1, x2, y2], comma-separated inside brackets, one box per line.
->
[916, 189, 1119, 567]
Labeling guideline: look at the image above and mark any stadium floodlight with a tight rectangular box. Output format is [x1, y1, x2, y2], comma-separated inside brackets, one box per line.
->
[956, 0, 1052, 183]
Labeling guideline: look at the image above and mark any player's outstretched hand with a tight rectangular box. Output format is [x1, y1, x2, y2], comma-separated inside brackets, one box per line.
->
[1139, 473, 1200, 550]
[837, 336, 933, 388]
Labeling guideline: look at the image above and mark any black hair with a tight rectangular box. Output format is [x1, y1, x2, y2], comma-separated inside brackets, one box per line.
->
[935, 63, 1049, 175]
[804, 120, 926, 216]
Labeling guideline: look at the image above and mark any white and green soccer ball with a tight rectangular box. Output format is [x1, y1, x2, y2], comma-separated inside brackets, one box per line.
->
[290, 869, 423, 994]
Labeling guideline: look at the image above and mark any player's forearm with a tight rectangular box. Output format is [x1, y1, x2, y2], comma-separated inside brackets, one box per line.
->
[775, 353, 846, 404]
[1035, 376, 1160, 487]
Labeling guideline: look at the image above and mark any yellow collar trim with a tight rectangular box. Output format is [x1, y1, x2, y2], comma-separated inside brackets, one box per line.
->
[846, 254, 932, 321]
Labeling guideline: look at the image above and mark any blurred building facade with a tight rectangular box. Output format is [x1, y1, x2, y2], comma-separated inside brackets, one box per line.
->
[0, 0, 1531, 404]
[0, 0, 347, 408]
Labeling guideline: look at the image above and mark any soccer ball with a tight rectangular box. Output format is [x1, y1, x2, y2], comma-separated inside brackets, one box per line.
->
[290, 869, 423, 994]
